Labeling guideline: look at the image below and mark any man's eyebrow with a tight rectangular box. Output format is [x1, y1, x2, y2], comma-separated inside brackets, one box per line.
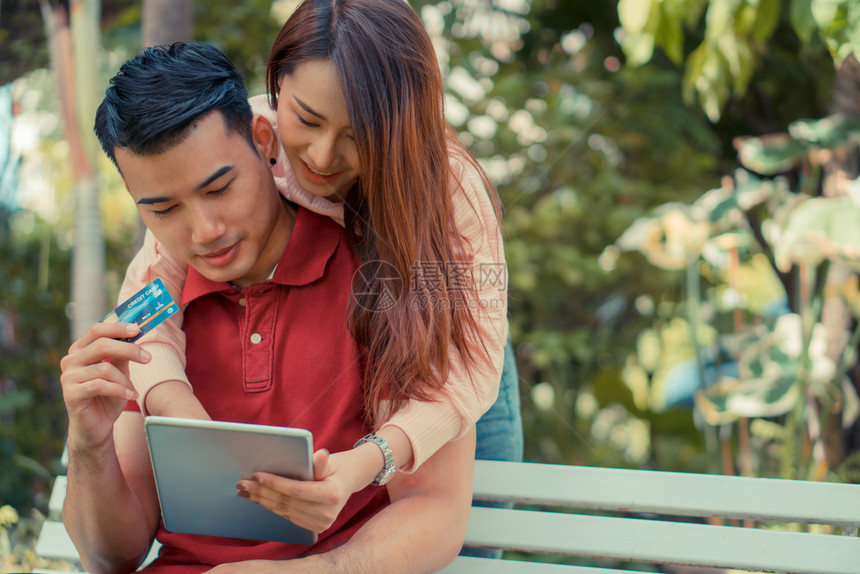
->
[294, 96, 325, 120]
[195, 165, 234, 191]
[136, 195, 172, 206]
[135, 165, 234, 205]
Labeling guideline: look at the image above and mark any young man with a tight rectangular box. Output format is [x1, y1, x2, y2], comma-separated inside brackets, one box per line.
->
[59, 42, 474, 574]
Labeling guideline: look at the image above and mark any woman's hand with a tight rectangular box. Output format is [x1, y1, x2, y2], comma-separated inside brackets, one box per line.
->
[237, 445, 381, 534]
[237, 449, 350, 533]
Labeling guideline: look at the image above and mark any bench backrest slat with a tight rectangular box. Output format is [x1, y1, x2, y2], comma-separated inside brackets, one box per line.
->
[473, 460, 860, 527]
[36, 521, 84, 564]
[465, 507, 860, 574]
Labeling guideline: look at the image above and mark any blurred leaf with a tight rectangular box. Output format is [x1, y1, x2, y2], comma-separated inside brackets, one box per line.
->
[655, 5, 685, 65]
[734, 133, 809, 175]
[618, 0, 653, 35]
[621, 32, 658, 67]
[616, 203, 711, 270]
[692, 170, 780, 222]
[705, 0, 742, 42]
[775, 195, 860, 272]
[788, 114, 860, 149]
[790, 0, 817, 44]
[0, 391, 34, 415]
[695, 375, 797, 424]
[593, 367, 643, 417]
[630, 0, 848, 121]
[751, 0, 782, 43]
[12, 455, 52, 481]
[811, 0, 860, 65]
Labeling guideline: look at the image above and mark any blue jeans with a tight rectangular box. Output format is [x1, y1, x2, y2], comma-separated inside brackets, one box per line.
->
[459, 336, 523, 559]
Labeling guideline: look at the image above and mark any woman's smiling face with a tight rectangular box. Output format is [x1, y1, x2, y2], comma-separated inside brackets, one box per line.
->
[276, 59, 361, 202]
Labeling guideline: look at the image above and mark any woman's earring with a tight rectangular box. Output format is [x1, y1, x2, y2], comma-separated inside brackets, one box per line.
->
[269, 157, 277, 166]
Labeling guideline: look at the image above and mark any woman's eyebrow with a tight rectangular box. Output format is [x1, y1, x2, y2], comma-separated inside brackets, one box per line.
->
[293, 96, 325, 120]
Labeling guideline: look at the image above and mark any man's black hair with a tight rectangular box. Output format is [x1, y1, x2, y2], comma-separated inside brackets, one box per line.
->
[94, 42, 255, 165]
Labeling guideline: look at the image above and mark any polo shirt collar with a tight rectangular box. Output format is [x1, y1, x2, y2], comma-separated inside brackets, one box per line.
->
[181, 207, 342, 305]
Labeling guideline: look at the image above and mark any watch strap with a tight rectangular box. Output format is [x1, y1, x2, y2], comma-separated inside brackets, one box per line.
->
[354, 433, 396, 486]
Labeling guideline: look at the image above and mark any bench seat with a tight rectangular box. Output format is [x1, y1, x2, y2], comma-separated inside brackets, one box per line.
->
[37, 460, 860, 573]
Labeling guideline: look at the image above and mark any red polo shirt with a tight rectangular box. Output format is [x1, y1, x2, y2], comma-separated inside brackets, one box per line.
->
[141, 208, 389, 572]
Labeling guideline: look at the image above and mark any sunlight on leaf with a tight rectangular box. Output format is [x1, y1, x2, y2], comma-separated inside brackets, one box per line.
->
[694, 312, 839, 425]
[618, 0, 652, 34]
[774, 195, 860, 272]
[616, 204, 711, 270]
[789, 114, 860, 149]
[0, 506, 18, 528]
[735, 134, 809, 175]
[790, 0, 817, 44]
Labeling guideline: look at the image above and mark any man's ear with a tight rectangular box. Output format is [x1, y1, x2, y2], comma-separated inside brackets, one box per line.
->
[251, 115, 279, 162]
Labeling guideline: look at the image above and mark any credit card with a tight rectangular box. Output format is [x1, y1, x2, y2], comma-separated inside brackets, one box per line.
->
[102, 278, 178, 343]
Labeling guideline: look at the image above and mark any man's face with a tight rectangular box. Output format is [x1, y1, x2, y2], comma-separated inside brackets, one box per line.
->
[117, 111, 289, 288]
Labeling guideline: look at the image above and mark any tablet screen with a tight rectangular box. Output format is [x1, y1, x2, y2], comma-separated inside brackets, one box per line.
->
[144, 416, 317, 544]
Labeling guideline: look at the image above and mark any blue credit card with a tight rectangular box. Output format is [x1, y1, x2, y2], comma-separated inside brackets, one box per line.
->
[102, 278, 178, 343]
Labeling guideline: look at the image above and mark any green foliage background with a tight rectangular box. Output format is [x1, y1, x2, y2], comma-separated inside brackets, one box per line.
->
[0, 208, 70, 510]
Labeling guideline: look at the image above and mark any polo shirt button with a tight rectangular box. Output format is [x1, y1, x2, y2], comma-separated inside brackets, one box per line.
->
[239, 298, 246, 307]
[250, 333, 263, 344]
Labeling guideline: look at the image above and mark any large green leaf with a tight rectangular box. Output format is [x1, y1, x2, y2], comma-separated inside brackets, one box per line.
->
[615, 203, 711, 270]
[706, 0, 744, 41]
[692, 169, 781, 223]
[735, 133, 809, 175]
[790, 0, 817, 44]
[656, 4, 686, 65]
[775, 194, 860, 272]
[811, 0, 860, 64]
[694, 375, 798, 424]
[694, 312, 835, 425]
[788, 114, 860, 149]
[618, 0, 653, 34]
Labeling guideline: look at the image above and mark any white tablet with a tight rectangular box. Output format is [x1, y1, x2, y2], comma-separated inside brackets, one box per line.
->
[143, 416, 317, 544]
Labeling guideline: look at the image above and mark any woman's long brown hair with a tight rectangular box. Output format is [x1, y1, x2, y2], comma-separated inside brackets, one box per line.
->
[267, 0, 502, 422]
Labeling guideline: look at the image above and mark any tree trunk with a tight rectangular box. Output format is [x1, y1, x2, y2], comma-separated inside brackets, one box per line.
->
[142, 0, 193, 47]
[71, 175, 105, 337]
[819, 54, 860, 469]
[42, 0, 105, 339]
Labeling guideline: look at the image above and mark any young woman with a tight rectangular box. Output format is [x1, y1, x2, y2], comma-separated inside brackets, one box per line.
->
[119, 0, 521, 536]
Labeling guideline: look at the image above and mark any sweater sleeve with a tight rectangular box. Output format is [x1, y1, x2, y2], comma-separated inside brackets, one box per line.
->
[378, 155, 509, 472]
[122, 229, 191, 416]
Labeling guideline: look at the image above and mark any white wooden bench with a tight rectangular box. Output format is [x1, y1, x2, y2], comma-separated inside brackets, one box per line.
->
[37, 460, 860, 573]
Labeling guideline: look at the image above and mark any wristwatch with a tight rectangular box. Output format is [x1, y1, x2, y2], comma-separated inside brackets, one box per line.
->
[354, 433, 396, 486]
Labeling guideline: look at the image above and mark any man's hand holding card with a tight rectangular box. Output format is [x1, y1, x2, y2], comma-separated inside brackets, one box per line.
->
[59, 278, 199, 451]
[101, 278, 178, 342]
[102, 278, 212, 421]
